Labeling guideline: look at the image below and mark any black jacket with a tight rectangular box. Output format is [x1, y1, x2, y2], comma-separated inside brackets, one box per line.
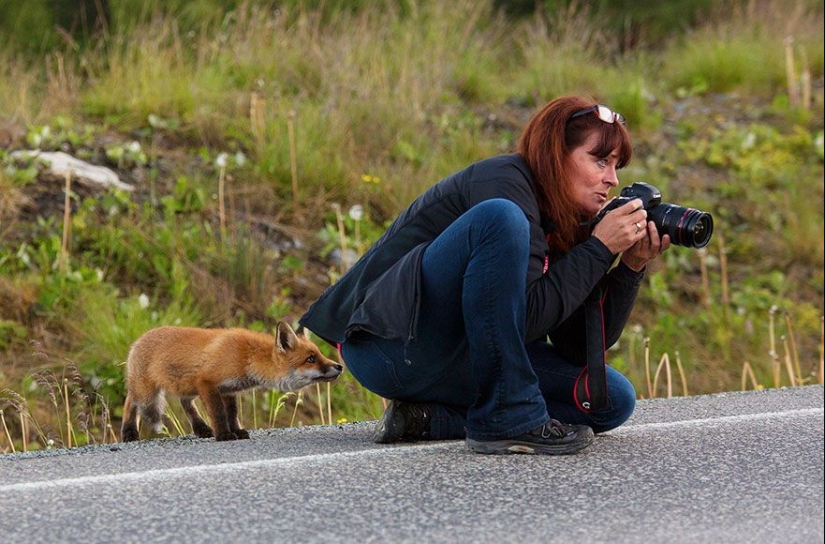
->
[300, 154, 643, 364]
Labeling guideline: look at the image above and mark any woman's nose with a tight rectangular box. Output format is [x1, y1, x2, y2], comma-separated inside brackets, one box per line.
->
[604, 166, 619, 187]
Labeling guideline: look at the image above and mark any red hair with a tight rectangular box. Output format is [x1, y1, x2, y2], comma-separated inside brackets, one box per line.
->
[517, 95, 633, 252]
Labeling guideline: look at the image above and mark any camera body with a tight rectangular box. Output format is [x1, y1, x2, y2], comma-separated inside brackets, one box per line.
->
[596, 182, 713, 248]
[602, 181, 662, 213]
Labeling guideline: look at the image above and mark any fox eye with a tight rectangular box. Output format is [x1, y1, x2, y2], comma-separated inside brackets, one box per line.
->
[305, 355, 316, 365]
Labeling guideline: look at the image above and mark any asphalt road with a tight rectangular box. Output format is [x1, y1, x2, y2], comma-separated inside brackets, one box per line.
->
[1, 385, 822, 543]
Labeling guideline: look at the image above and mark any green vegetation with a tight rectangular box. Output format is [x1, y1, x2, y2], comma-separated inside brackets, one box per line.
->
[0, 0, 823, 453]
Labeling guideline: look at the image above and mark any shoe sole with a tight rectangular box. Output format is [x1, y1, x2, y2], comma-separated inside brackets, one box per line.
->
[466, 430, 594, 455]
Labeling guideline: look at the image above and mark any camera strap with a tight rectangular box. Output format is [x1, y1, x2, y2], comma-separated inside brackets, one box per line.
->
[574, 284, 608, 413]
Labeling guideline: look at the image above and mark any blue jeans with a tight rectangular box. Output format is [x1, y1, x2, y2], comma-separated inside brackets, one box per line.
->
[341, 199, 635, 440]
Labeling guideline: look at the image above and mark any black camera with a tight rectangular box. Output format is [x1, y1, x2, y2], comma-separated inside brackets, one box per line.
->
[595, 182, 713, 248]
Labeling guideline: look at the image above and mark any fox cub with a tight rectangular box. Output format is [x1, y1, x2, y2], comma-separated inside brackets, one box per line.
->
[121, 321, 342, 442]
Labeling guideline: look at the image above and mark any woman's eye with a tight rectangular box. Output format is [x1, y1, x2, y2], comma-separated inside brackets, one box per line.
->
[597, 158, 609, 168]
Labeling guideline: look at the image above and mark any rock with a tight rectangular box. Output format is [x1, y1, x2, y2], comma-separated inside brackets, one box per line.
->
[10, 150, 134, 192]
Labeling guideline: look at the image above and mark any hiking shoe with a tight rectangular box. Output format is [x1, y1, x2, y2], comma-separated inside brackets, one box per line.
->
[466, 419, 594, 455]
[373, 401, 431, 444]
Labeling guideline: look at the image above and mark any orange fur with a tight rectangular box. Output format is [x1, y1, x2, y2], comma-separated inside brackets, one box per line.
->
[120, 322, 342, 442]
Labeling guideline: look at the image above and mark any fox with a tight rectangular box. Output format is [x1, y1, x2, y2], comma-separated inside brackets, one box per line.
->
[120, 321, 342, 442]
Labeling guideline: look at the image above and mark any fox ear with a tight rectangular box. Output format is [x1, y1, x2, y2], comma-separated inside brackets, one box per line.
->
[275, 321, 299, 352]
[295, 324, 310, 339]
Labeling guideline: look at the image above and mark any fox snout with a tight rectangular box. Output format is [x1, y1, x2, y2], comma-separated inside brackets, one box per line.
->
[299, 352, 343, 385]
[316, 361, 344, 382]
[276, 356, 342, 391]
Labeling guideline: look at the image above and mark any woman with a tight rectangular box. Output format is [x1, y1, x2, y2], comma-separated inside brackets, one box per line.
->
[300, 95, 670, 455]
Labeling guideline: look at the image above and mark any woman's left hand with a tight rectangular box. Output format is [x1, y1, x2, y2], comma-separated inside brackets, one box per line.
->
[621, 221, 671, 272]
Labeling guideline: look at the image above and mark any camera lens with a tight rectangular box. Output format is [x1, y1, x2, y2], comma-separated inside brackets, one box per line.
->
[649, 204, 714, 248]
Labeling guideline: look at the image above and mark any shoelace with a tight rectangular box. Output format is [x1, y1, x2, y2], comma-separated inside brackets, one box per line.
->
[539, 419, 572, 439]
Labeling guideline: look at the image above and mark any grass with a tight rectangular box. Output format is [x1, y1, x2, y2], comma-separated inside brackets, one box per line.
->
[661, 0, 824, 97]
[0, 0, 823, 453]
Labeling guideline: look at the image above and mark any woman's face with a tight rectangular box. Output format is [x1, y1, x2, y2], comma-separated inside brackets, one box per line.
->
[567, 130, 621, 217]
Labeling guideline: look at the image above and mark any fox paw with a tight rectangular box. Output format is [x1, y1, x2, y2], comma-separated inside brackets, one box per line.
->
[215, 431, 239, 441]
[193, 426, 214, 439]
[234, 429, 250, 440]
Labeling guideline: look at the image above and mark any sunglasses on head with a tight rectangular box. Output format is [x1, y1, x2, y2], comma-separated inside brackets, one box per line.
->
[570, 105, 626, 126]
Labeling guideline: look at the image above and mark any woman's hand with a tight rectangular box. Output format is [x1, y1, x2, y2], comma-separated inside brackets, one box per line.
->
[621, 221, 671, 272]
[591, 198, 670, 271]
[592, 199, 648, 254]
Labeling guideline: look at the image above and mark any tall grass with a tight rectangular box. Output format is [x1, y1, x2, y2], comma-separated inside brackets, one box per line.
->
[662, 0, 825, 97]
[69, 1, 517, 206]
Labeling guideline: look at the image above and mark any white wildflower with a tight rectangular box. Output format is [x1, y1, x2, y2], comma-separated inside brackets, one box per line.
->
[349, 204, 364, 221]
